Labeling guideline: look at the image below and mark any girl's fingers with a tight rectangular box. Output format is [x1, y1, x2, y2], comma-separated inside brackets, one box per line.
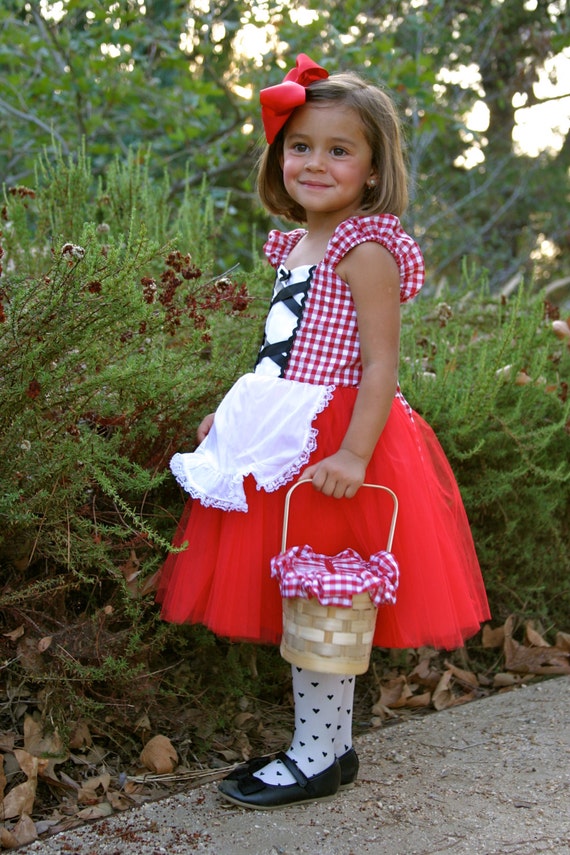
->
[297, 466, 316, 483]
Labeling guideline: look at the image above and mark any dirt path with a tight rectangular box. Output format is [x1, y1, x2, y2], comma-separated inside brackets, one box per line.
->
[24, 676, 570, 855]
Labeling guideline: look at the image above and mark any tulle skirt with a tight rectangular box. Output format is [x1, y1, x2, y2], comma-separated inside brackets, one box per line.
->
[156, 388, 490, 650]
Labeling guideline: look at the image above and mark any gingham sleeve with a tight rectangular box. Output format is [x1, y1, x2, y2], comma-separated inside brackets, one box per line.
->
[263, 228, 307, 269]
[325, 215, 425, 303]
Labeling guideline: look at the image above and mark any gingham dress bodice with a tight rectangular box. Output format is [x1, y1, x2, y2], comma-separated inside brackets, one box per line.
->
[257, 214, 425, 387]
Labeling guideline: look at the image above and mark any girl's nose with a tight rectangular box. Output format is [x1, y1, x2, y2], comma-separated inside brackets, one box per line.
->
[305, 150, 325, 171]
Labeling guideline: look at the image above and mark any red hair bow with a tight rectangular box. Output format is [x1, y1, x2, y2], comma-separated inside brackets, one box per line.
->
[260, 54, 328, 144]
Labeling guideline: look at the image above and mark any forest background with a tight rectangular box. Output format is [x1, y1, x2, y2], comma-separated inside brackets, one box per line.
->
[0, 0, 569, 839]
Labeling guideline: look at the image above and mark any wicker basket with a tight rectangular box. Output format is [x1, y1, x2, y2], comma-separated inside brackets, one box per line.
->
[277, 482, 398, 675]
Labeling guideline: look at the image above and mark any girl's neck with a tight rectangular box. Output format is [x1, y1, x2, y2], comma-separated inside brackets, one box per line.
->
[287, 211, 355, 268]
[305, 209, 353, 238]
[285, 230, 329, 268]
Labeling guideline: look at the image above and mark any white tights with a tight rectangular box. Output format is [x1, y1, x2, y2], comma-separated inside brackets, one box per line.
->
[253, 666, 355, 786]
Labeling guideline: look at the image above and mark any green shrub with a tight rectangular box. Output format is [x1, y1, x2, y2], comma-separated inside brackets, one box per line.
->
[0, 148, 262, 567]
[0, 146, 267, 735]
[399, 270, 570, 631]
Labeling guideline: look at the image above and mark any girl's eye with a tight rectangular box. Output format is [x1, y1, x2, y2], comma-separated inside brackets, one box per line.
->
[332, 147, 347, 157]
[292, 143, 308, 153]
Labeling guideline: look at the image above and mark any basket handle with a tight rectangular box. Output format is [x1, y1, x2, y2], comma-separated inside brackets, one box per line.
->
[281, 480, 399, 554]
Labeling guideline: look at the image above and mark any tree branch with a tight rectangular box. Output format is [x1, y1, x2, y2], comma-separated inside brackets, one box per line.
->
[521, 91, 570, 109]
[27, 0, 68, 76]
[0, 96, 69, 154]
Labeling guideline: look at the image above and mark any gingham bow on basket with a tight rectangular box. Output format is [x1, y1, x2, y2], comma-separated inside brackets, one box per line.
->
[270, 544, 400, 608]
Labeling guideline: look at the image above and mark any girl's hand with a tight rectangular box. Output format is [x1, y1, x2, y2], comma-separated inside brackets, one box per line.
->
[300, 449, 367, 499]
[196, 413, 215, 444]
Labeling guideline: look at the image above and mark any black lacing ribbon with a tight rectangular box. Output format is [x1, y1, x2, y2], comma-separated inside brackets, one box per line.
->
[255, 266, 314, 374]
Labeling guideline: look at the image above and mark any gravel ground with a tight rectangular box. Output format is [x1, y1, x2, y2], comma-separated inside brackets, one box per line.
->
[24, 676, 570, 855]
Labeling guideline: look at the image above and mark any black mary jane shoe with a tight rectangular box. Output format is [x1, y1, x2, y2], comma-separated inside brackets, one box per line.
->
[337, 747, 359, 789]
[217, 751, 341, 810]
[223, 754, 274, 782]
[224, 747, 359, 789]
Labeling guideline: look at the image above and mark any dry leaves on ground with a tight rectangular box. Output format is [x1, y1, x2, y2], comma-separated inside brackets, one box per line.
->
[1, 614, 569, 847]
[0, 718, 216, 849]
[370, 615, 570, 724]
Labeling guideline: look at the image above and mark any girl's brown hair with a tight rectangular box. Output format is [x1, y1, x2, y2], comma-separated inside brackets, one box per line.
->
[257, 71, 409, 223]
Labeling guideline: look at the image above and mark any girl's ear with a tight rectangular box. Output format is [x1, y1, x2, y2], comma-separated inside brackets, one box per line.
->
[366, 173, 379, 189]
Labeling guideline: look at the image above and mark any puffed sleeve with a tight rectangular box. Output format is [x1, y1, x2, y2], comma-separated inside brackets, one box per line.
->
[263, 228, 307, 269]
[325, 215, 425, 303]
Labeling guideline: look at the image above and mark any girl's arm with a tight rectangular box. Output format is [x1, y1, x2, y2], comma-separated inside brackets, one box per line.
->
[300, 241, 401, 498]
[197, 413, 215, 443]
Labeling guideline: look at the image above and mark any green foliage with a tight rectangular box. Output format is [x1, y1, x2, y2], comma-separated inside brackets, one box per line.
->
[0, 1, 568, 293]
[0, 145, 265, 738]
[399, 270, 570, 630]
[1, 147, 259, 568]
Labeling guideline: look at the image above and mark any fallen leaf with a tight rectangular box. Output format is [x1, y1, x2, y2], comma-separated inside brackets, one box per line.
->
[216, 748, 242, 762]
[492, 672, 527, 688]
[525, 622, 550, 647]
[36, 767, 77, 795]
[408, 657, 441, 691]
[0, 825, 18, 848]
[482, 624, 505, 649]
[47, 817, 84, 836]
[402, 691, 431, 709]
[504, 616, 570, 675]
[444, 660, 479, 689]
[140, 735, 178, 774]
[370, 702, 398, 723]
[59, 771, 80, 791]
[82, 773, 111, 794]
[32, 818, 61, 837]
[12, 749, 37, 780]
[23, 717, 43, 756]
[432, 670, 455, 710]
[3, 625, 25, 641]
[505, 642, 570, 675]
[1, 751, 38, 819]
[68, 720, 93, 751]
[140, 569, 160, 596]
[233, 712, 258, 730]
[37, 636, 53, 653]
[107, 790, 134, 811]
[23, 715, 66, 761]
[77, 787, 101, 806]
[124, 780, 146, 796]
[0, 735, 16, 753]
[76, 801, 113, 821]
[10, 813, 37, 847]
[120, 549, 141, 596]
[134, 713, 152, 735]
[120, 548, 140, 582]
[377, 676, 412, 708]
[555, 631, 570, 652]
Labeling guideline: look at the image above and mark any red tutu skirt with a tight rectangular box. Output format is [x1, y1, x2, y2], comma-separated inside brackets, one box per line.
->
[156, 388, 490, 650]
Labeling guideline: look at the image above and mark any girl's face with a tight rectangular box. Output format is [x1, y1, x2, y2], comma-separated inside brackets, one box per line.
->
[281, 102, 376, 225]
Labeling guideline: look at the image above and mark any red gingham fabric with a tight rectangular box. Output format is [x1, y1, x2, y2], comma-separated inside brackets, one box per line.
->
[270, 544, 400, 607]
[264, 215, 425, 387]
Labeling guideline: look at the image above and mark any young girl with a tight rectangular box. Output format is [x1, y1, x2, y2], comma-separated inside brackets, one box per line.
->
[156, 54, 490, 810]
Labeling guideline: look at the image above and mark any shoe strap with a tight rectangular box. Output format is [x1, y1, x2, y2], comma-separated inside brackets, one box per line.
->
[276, 751, 308, 788]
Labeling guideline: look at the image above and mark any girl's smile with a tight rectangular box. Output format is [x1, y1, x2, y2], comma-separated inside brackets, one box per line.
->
[281, 103, 377, 226]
